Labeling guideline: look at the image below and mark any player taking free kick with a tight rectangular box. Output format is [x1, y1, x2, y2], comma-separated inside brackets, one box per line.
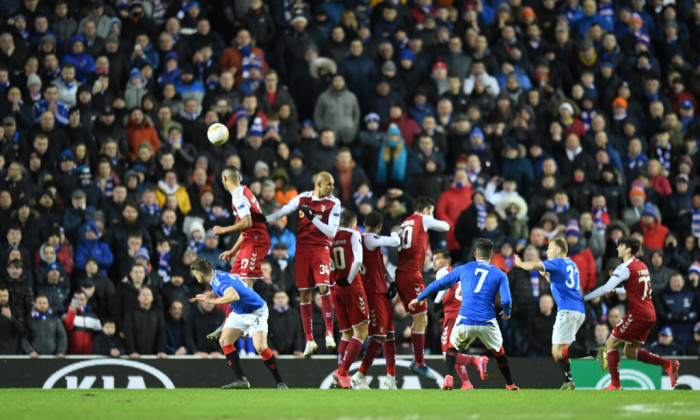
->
[397, 196, 450, 381]
[329, 210, 370, 389]
[265, 172, 341, 357]
[513, 237, 605, 389]
[584, 238, 680, 390]
[409, 238, 518, 390]
[432, 249, 488, 389]
[189, 258, 287, 390]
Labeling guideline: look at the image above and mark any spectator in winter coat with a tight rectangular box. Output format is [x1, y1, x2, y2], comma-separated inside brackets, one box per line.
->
[339, 39, 379, 112]
[91, 319, 125, 357]
[155, 171, 192, 216]
[495, 194, 529, 243]
[62, 34, 95, 83]
[161, 268, 191, 319]
[62, 290, 101, 354]
[220, 29, 268, 85]
[649, 250, 674, 295]
[123, 287, 167, 359]
[640, 203, 670, 250]
[21, 295, 67, 357]
[165, 300, 187, 355]
[313, 74, 360, 145]
[35, 262, 69, 314]
[649, 326, 684, 356]
[375, 125, 408, 194]
[565, 220, 597, 292]
[0, 285, 25, 354]
[524, 294, 556, 357]
[125, 107, 160, 160]
[185, 300, 225, 358]
[3, 260, 33, 325]
[268, 290, 304, 356]
[329, 148, 370, 208]
[454, 191, 495, 253]
[110, 263, 162, 329]
[75, 220, 113, 273]
[659, 273, 699, 349]
[436, 170, 473, 258]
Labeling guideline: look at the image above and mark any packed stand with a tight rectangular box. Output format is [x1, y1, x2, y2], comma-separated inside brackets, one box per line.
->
[0, 0, 699, 359]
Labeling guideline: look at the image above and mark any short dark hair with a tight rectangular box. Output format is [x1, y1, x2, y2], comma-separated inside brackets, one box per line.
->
[434, 249, 451, 262]
[413, 196, 435, 212]
[222, 165, 241, 183]
[475, 238, 494, 259]
[619, 238, 641, 255]
[339, 209, 357, 228]
[7, 259, 23, 269]
[364, 211, 384, 229]
[190, 257, 214, 275]
[551, 237, 568, 255]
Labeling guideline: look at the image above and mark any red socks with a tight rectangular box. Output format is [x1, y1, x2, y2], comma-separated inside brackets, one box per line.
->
[384, 338, 396, 376]
[339, 337, 363, 376]
[260, 347, 274, 361]
[561, 345, 570, 360]
[300, 302, 313, 341]
[607, 349, 621, 386]
[411, 332, 425, 367]
[337, 338, 349, 369]
[456, 353, 480, 366]
[636, 349, 667, 367]
[358, 339, 383, 375]
[457, 363, 470, 385]
[321, 293, 334, 335]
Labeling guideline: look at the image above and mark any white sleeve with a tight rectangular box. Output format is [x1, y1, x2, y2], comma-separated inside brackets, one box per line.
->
[311, 200, 341, 238]
[484, 182, 498, 205]
[231, 193, 251, 218]
[583, 265, 629, 301]
[422, 215, 450, 232]
[266, 194, 301, 223]
[363, 232, 400, 251]
[434, 290, 446, 304]
[347, 231, 363, 284]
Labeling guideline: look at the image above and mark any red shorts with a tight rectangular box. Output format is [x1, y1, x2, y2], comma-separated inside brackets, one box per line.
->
[333, 290, 370, 332]
[367, 293, 394, 337]
[395, 270, 426, 315]
[230, 241, 270, 279]
[611, 313, 655, 344]
[294, 247, 331, 290]
[441, 316, 457, 353]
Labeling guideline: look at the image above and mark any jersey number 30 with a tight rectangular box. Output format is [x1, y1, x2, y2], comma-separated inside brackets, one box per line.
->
[329, 247, 346, 271]
[397, 226, 413, 251]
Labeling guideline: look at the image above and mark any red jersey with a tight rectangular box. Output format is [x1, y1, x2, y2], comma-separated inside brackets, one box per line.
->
[614, 258, 656, 320]
[397, 213, 450, 273]
[269, 191, 341, 249]
[231, 185, 270, 243]
[362, 232, 400, 295]
[330, 228, 364, 296]
[436, 266, 461, 318]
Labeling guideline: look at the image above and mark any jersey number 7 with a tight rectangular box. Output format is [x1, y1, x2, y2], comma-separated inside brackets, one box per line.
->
[474, 268, 488, 293]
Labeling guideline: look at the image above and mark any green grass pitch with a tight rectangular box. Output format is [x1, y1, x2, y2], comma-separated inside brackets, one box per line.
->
[2, 389, 699, 420]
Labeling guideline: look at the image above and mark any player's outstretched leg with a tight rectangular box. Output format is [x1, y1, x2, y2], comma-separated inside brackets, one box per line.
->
[627, 345, 680, 388]
[492, 346, 518, 390]
[253, 332, 287, 389]
[220, 329, 250, 389]
[457, 351, 487, 381]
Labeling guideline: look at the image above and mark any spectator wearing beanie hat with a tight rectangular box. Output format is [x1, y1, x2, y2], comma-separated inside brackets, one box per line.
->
[565, 220, 597, 292]
[640, 202, 670, 250]
[623, 181, 659, 228]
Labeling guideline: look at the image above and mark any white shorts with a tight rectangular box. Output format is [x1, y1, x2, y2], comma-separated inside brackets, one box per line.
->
[552, 310, 586, 345]
[223, 304, 269, 336]
[450, 318, 503, 351]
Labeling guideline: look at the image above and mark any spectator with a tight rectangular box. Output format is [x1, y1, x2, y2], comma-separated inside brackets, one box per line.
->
[268, 218, 296, 260]
[375, 125, 408, 193]
[110, 262, 162, 328]
[436, 170, 473, 259]
[659, 272, 698, 349]
[75, 221, 114, 272]
[0, 285, 25, 354]
[268, 290, 304, 356]
[454, 191, 494, 253]
[220, 29, 268, 86]
[3, 259, 33, 324]
[649, 326, 684, 356]
[524, 294, 556, 357]
[639, 202, 670, 250]
[329, 147, 370, 208]
[35, 262, 69, 314]
[91, 319, 125, 357]
[21, 294, 67, 358]
[198, 230, 229, 271]
[125, 107, 160, 161]
[607, 306, 623, 331]
[123, 287, 167, 359]
[649, 250, 674, 295]
[165, 300, 187, 356]
[155, 170, 192, 215]
[686, 322, 700, 356]
[565, 220, 597, 292]
[62, 290, 101, 355]
[185, 300, 225, 358]
[593, 323, 610, 347]
[313, 73, 360, 145]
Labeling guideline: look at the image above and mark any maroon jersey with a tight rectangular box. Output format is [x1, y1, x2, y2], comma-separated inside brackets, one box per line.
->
[437, 267, 461, 318]
[330, 228, 364, 296]
[270, 191, 341, 249]
[397, 214, 431, 274]
[361, 232, 400, 295]
[615, 258, 656, 320]
[231, 185, 269, 243]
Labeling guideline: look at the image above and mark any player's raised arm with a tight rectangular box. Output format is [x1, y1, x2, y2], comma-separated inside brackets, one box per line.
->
[513, 254, 545, 272]
[309, 200, 341, 238]
[409, 267, 461, 309]
[266, 194, 302, 223]
[363, 231, 400, 251]
[422, 214, 450, 232]
[583, 267, 628, 301]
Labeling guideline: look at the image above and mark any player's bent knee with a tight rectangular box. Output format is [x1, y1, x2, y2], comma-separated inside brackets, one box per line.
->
[624, 346, 637, 360]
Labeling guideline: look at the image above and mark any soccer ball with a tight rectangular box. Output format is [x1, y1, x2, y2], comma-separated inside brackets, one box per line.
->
[207, 123, 229, 145]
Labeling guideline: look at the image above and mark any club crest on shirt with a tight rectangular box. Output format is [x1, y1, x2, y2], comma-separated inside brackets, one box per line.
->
[321, 205, 326, 212]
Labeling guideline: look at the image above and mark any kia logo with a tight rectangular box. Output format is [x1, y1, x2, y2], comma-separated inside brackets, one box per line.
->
[319, 359, 444, 389]
[42, 359, 175, 389]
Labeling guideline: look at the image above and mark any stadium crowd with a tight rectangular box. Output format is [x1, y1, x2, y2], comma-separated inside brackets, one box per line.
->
[0, 0, 699, 360]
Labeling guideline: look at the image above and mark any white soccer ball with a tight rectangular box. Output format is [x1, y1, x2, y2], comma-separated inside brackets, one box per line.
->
[207, 123, 229, 145]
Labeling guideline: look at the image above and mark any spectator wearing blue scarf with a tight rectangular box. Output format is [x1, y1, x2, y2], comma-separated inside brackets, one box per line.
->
[375, 124, 407, 192]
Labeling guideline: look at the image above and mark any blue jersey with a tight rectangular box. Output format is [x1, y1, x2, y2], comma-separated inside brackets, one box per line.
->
[541, 258, 585, 313]
[418, 261, 511, 326]
[210, 271, 265, 314]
